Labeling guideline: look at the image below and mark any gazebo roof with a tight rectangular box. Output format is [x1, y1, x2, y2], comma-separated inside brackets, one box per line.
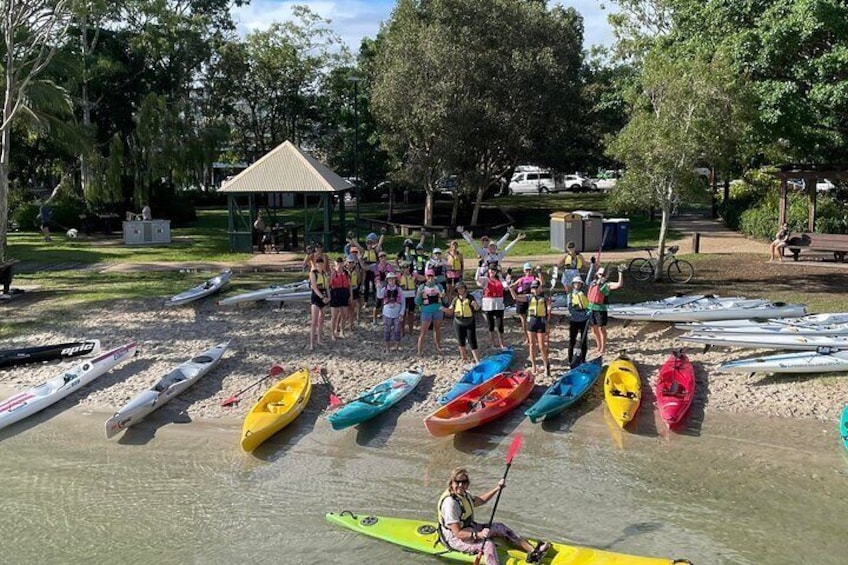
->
[768, 164, 848, 180]
[219, 140, 352, 193]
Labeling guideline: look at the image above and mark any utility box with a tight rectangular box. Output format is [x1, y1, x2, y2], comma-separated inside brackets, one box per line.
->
[123, 219, 171, 245]
[549, 212, 569, 251]
[572, 210, 603, 252]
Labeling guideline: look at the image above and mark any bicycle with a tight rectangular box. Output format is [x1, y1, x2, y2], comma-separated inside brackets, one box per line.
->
[627, 245, 694, 284]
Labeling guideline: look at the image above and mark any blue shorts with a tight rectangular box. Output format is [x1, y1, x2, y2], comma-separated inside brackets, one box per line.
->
[421, 309, 444, 323]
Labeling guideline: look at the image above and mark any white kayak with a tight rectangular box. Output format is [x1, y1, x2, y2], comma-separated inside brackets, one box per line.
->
[105, 342, 229, 439]
[217, 280, 309, 306]
[610, 300, 805, 323]
[264, 290, 312, 303]
[718, 349, 848, 374]
[608, 294, 708, 312]
[166, 271, 232, 307]
[677, 312, 848, 334]
[680, 332, 848, 351]
[0, 342, 137, 431]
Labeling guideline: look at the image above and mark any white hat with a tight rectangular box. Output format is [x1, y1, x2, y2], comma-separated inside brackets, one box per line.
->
[571, 276, 584, 284]
[386, 272, 397, 278]
[433, 247, 442, 254]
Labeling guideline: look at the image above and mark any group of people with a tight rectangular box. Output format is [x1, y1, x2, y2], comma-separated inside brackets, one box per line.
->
[301, 229, 625, 375]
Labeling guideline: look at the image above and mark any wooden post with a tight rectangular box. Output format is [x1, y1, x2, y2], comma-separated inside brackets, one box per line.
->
[692, 232, 701, 254]
[778, 177, 787, 226]
[808, 178, 817, 232]
[322, 193, 332, 250]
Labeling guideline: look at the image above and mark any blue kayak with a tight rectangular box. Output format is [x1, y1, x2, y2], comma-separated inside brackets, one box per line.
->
[328, 369, 423, 431]
[841, 405, 848, 453]
[437, 349, 514, 405]
[525, 357, 603, 423]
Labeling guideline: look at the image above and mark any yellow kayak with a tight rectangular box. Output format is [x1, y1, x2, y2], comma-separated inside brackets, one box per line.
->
[326, 511, 692, 564]
[240, 368, 311, 452]
[604, 356, 641, 429]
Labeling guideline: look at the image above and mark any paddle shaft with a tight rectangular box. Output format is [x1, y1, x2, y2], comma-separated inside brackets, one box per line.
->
[221, 376, 269, 406]
[473, 462, 514, 565]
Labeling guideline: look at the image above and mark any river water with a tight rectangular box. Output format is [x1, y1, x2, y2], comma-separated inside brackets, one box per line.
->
[0, 401, 846, 565]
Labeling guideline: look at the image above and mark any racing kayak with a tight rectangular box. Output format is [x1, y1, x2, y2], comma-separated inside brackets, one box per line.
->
[241, 368, 312, 452]
[325, 511, 690, 565]
[604, 356, 641, 429]
[438, 349, 514, 405]
[166, 270, 231, 307]
[105, 342, 229, 439]
[525, 357, 603, 423]
[424, 371, 533, 437]
[717, 349, 848, 374]
[263, 290, 311, 303]
[216, 280, 309, 306]
[328, 369, 423, 430]
[679, 332, 848, 351]
[0, 342, 137, 431]
[676, 312, 848, 333]
[608, 294, 707, 312]
[655, 351, 695, 428]
[0, 340, 101, 370]
[610, 300, 805, 323]
[841, 406, 848, 452]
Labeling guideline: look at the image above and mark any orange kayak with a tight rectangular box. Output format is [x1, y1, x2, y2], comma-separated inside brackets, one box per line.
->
[424, 371, 534, 437]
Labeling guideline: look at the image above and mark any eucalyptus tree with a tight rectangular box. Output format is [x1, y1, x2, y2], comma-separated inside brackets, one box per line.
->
[372, 0, 584, 226]
[1, 0, 72, 261]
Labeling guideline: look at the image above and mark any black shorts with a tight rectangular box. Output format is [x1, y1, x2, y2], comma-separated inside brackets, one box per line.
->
[405, 297, 416, 312]
[352, 287, 361, 300]
[589, 310, 608, 327]
[330, 288, 350, 307]
[311, 293, 327, 308]
[528, 316, 547, 334]
[455, 321, 478, 349]
[515, 301, 529, 316]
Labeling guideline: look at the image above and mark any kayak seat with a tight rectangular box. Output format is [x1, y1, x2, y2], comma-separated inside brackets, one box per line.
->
[268, 401, 286, 413]
[611, 388, 624, 397]
[625, 392, 638, 400]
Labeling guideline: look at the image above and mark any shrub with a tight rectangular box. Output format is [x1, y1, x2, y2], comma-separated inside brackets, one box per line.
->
[12, 202, 40, 231]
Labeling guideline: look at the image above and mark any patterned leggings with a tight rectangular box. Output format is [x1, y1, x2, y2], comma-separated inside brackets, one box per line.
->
[383, 316, 401, 343]
[443, 522, 521, 565]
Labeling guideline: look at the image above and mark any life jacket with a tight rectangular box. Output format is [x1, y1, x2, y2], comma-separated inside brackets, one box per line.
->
[515, 275, 536, 294]
[330, 270, 350, 289]
[529, 294, 548, 317]
[484, 277, 504, 298]
[349, 269, 360, 288]
[312, 271, 328, 290]
[564, 253, 584, 270]
[364, 247, 378, 263]
[569, 290, 589, 310]
[588, 282, 607, 305]
[453, 296, 474, 318]
[400, 274, 417, 291]
[422, 285, 441, 305]
[448, 253, 461, 270]
[438, 489, 475, 530]
[383, 285, 401, 304]
[429, 259, 445, 277]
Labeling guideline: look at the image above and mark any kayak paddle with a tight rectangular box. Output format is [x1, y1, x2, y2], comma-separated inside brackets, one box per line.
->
[221, 365, 284, 407]
[317, 366, 343, 407]
[473, 433, 523, 565]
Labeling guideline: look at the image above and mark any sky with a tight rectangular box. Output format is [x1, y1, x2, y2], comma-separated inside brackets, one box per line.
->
[230, 1, 617, 52]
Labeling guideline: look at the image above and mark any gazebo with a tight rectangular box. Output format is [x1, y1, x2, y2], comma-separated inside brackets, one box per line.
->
[218, 141, 352, 252]
[770, 164, 848, 230]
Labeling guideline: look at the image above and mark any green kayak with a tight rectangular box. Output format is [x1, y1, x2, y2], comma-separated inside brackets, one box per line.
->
[325, 511, 692, 564]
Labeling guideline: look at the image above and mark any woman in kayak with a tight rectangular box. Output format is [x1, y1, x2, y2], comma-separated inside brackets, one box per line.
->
[442, 281, 480, 363]
[438, 468, 550, 565]
[308, 257, 330, 350]
[509, 280, 551, 377]
[329, 257, 351, 340]
[475, 262, 507, 350]
[416, 269, 445, 355]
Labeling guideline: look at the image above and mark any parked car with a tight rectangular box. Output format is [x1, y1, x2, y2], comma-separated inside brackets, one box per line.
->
[788, 178, 837, 192]
[436, 175, 459, 194]
[562, 174, 595, 192]
[508, 170, 557, 194]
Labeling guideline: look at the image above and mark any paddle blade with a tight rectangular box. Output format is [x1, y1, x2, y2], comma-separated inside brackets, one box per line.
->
[506, 433, 523, 465]
[220, 395, 239, 407]
[270, 365, 284, 377]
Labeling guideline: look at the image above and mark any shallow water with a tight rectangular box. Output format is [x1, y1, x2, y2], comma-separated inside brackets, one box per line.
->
[0, 400, 846, 565]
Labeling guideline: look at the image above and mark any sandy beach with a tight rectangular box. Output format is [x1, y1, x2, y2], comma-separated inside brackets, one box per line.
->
[1, 289, 846, 426]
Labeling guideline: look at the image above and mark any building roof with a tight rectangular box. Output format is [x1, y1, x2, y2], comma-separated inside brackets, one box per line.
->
[218, 140, 353, 193]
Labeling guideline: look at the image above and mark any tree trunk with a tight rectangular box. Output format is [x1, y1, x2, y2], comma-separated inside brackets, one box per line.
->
[1, 66, 13, 263]
[653, 202, 671, 282]
[470, 185, 485, 226]
[450, 193, 460, 225]
[79, 22, 92, 200]
[423, 189, 434, 226]
[388, 186, 394, 221]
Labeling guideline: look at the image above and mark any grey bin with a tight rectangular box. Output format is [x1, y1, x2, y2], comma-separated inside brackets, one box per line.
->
[563, 213, 584, 252]
[572, 210, 604, 252]
[549, 212, 569, 251]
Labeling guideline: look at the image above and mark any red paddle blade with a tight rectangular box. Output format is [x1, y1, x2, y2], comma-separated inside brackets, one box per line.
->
[270, 365, 284, 377]
[506, 433, 523, 465]
[329, 393, 343, 407]
[220, 396, 239, 407]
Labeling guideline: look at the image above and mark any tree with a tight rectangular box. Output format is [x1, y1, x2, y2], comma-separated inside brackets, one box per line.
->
[1, 0, 72, 261]
[372, 0, 584, 226]
[608, 48, 752, 279]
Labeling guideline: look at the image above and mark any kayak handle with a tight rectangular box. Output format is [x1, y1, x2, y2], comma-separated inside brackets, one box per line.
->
[339, 510, 358, 519]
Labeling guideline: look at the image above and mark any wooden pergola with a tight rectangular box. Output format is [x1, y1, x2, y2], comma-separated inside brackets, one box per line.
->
[770, 164, 848, 230]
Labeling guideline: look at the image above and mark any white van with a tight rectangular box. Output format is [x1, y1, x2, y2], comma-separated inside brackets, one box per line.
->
[508, 171, 557, 194]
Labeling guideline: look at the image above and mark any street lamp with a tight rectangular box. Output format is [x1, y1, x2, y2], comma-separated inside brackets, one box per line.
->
[348, 76, 362, 238]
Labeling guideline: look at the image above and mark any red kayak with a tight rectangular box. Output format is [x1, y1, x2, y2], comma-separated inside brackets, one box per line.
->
[655, 350, 695, 428]
[424, 371, 534, 437]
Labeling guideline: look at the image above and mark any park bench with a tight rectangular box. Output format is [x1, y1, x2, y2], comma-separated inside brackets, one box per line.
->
[0, 259, 19, 295]
[786, 232, 848, 262]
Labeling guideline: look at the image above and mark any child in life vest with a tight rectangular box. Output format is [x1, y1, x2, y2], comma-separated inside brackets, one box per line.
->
[442, 281, 480, 363]
[378, 272, 405, 352]
[329, 257, 351, 340]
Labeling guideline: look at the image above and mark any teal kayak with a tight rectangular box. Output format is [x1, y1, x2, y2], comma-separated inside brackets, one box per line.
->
[328, 369, 423, 430]
[438, 349, 514, 405]
[841, 405, 848, 452]
[525, 357, 603, 423]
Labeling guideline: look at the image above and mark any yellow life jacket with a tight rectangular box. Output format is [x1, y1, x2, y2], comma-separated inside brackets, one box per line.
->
[448, 253, 462, 270]
[570, 291, 589, 310]
[529, 294, 547, 317]
[400, 274, 417, 291]
[564, 252, 584, 270]
[349, 269, 359, 287]
[437, 489, 475, 530]
[313, 271, 328, 290]
[365, 247, 378, 263]
[453, 296, 473, 318]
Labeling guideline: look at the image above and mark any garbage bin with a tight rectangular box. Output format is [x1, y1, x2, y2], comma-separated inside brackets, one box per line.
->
[609, 218, 630, 249]
[549, 212, 569, 251]
[563, 213, 584, 252]
[573, 210, 603, 252]
[602, 220, 618, 250]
